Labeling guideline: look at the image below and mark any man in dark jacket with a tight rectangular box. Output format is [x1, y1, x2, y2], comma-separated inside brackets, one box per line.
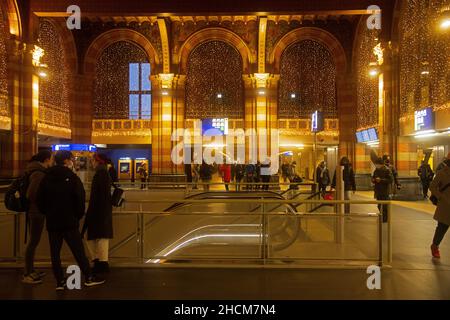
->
[418, 161, 434, 199]
[85, 153, 114, 274]
[37, 150, 104, 290]
[331, 157, 357, 214]
[372, 158, 394, 223]
[22, 150, 52, 285]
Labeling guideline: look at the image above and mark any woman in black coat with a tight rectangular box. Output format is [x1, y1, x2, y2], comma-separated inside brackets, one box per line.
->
[85, 153, 113, 273]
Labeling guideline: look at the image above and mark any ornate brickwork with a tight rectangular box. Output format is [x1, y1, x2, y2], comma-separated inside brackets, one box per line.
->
[94, 41, 148, 119]
[172, 20, 258, 59]
[72, 20, 162, 70]
[278, 40, 337, 118]
[186, 40, 244, 119]
[266, 20, 354, 65]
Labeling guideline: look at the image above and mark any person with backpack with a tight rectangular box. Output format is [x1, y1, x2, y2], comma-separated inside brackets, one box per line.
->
[418, 161, 434, 199]
[36, 150, 104, 290]
[331, 157, 357, 214]
[316, 161, 330, 198]
[138, 162, 148, 190]
[383, 154, 401, 196]
[234, 161, 245, 191]
[200, 161, 213, 192]
[430, 158, 450, 259]
[21, 150, 53, 285]
[245, 163, 256, 190]
[84, 153, 114, 274]
[372, 157, 393, 223]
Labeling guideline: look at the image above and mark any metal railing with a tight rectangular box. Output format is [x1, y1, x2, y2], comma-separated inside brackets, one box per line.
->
[0, 198, 392, 268]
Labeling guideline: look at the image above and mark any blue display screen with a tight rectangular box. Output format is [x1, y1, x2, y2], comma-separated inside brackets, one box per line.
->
[356, 132, 364, 143]
[368, 128, 378, 141]
[52, 144, 97, 152]
[362, 130, 370, 142]
[202, 119, 228, 136]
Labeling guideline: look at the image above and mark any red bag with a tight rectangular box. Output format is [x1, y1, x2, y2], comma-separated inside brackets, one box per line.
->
[323, 192, 334, 201]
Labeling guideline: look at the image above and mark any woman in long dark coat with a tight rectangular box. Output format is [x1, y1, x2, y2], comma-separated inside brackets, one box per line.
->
[86, 153, 113, 273]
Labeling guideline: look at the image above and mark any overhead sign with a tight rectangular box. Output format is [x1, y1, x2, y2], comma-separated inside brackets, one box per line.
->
[414, 107, 434, 132]
[311, 111, 324, 132]
[52, 144, 97, 152]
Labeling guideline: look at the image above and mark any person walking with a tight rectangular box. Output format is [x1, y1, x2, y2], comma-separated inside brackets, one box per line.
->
[253, 161, 261, 190]
[200, 161, 213, 192]
[84, 153, 114, 274]
[107, 159, 118, 184]
[289, 161, 297, 182]
[192, 163, 200, 189]
[235, 161, 245, 191]
[316, 161, 330, 198]
[138, 163, 148, 190]
[37, 150, 104, 290]
[418, 161, 434, 199]
[185, 163, 193, 190]
[430, 158, 450, 259]
[219, 162, 231, 191]
[331, 157, 357, 214]
[261, 158, 271, 191]
[372, 157, 393, 223]
[383, 154, 401, 196]
[22, 150, 53, 285]
[281, 161, 290, 184]
[245, 163, 256, 190]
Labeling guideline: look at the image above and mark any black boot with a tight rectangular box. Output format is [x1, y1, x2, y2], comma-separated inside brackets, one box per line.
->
[98, 261, 110, 273]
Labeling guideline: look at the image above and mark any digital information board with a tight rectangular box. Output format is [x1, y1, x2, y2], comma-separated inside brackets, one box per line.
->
[414, 107, 434, 132]
[202, 118, 229, 136]
[356, 128, 379, 143]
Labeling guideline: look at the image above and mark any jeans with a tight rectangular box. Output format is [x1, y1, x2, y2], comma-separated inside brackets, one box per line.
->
[421, 181, 430, 198]
[262, 176, 270, 191]
[140, 178, 147, 189]
[24, 213, 45, 275]
[48, 229, 92, 284]
[376, 195, 390, 223]
[344, 191, 351, 214]
[433, 222, 449, 246]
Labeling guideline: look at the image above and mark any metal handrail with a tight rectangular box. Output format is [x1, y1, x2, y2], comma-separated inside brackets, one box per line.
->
[0, 199, 391, 266]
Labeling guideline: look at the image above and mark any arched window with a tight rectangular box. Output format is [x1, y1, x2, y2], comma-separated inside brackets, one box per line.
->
[186, 40, 244, 119]
[38, 20, 70, 128]
[399, 0, 450, 115]
[279, 40, 337, 118]
[355, 25, 380, 129]
[94, 41, 151, 119]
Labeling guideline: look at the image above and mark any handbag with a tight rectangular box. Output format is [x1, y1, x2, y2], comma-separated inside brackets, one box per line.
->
[430, 182, 450, 206]
[111, 183, 125, 207]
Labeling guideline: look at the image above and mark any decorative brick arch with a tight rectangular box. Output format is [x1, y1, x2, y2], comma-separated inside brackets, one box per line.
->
[1, 0, 21, 38]
[270, 27, 347, 75]
[178, 27, 254, 74]
[84, 29, 160, 75]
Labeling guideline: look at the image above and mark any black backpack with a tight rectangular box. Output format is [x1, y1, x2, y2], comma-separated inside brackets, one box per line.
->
[4, 169, 45, 212]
